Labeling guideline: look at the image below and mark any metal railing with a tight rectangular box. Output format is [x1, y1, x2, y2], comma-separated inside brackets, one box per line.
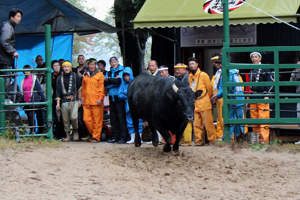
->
[222, 47, 300, 142]
[221, 0, 300, 142]
[0, 25, 53, 140]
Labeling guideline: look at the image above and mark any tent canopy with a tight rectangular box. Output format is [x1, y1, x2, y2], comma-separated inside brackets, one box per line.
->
[0, 0, 119, 34]
[133, 0, 300, 28]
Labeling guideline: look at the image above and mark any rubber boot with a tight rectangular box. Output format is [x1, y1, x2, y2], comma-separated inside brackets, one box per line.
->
[81, 134, 92, 141]
[140, 132, 143, 144]
[158, 131, 165, 144]
[127, 133, 135, 144]
[73, 130, 79, 141]
[62, 132, 70, 142]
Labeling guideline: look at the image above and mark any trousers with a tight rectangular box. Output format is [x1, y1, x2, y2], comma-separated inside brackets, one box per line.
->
[250, 103, 270, 143]
[83, 104, 104, 141]
[61, 101, 78, 133]
[0, 64, 12, 94]
[216, 98, 224, 139]
[194, 109, 217, 145]
[109, 99, 127, 141]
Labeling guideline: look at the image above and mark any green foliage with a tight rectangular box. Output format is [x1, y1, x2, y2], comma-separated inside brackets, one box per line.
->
[2, 120, 28, 140]
[3, 128, 15, 140]
[250, 143, 268, 151]
[214, 140, 300, 154]
[68, 0, 101, 64]
[113, 0, 149, 38]
[68, 0, 96, 13]
[112, 0, 145, 28]
[72, 33, 100, 64]
[274, 138, 282, 144]
[0, 136, 62, 151]
[0, 120, 61, 150]
[92, 12, 122, 59]
[68, 0, 151, 68]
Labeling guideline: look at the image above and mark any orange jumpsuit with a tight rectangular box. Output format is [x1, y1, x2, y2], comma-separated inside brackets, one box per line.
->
[211, 74, 224, 139]
[82, 70, 105, 141]
[189, 68, 216, 145]
[249, 68, 273, 144]
[250, 103, 270, 143]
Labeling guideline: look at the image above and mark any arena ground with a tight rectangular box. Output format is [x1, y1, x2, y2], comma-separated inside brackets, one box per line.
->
[1, 142, 300, 199]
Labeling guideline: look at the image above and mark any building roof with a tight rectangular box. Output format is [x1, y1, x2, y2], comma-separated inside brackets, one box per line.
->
[133, 0, 300, 28]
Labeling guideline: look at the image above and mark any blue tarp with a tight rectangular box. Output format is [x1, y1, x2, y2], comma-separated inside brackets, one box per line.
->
[16, 33, 73, 68]
[15, 33, 73, 119]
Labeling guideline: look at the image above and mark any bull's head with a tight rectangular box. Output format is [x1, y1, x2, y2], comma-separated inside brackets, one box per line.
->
[169, 83, 202, 122]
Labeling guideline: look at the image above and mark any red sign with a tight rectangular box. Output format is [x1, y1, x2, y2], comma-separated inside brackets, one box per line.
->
[203, 0, 245, 14]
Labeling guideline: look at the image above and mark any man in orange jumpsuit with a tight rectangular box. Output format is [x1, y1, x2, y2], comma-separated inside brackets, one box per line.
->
[81, 58, 105, 143]
[248, 52, 273, 143]
[188, 57, 216, 146]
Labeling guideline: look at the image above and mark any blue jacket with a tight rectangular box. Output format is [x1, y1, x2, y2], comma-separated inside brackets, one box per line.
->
[216, 69, 245, 107]
[118, 67, 143, 133]
[104, 64, 124, 102]
[118, 67, 134, 113]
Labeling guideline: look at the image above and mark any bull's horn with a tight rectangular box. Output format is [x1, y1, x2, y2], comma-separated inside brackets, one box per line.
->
[172, 84, 179, 93]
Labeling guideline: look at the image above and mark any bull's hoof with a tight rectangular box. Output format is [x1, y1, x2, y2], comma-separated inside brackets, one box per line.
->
[135, 140, 141, 147]
[135, 143, 141, 147]
[173, 145, 179, 152]
[135, 138, 141, 147]
[163, 144, 172, 152]
[152, 140, 158, 147]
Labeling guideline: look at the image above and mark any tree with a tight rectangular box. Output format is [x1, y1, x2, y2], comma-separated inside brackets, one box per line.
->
[113, 0, 149, 76]
[68, 0, 98, 64]
[92, 12, 121, 60]
[68, 0, 122, 65]
[68, 0, 151, 70]
[151, 28, 180, 75]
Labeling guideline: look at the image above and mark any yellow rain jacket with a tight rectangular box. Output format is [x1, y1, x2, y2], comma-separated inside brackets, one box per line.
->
[189, 68, 213, 112]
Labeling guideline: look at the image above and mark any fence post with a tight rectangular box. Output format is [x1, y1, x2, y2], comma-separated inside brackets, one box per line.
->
[0, 78, 5, 135]
[45, 24, 53, 139]
[222, 0, 231, 143]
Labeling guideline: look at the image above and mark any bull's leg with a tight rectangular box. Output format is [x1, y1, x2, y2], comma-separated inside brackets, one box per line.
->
[148, 122, 158, 147]
[163, 143, 172, 152]
[131, 113, 141, 147]
[173, 123, 187, 152]
[156, 126, 172, 152]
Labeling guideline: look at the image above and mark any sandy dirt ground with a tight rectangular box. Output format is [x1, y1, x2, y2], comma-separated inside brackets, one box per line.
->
[1, 142, 300, 200]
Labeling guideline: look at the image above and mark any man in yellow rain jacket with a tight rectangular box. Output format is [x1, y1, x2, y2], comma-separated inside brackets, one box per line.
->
[188, 57, 216, 146]
[81, 58, 105, 143]
[210, 54, 224, 141]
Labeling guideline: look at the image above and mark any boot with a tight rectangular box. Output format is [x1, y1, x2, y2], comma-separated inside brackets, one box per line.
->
[73, 130, 79, 141]
[127, 133, 135, 144]
[158, 131, 164, 144]
[81, 134, 92, 141]
[62, 132, 70, 142]
[140, 132, 143, 144]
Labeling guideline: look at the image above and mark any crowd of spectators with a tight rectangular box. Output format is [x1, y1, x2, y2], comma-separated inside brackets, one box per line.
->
[1, 9, 299, 145]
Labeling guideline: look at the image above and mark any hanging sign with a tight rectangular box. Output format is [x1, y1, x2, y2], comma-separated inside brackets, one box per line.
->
[181, 24, 256, 47]
[203, 0, 245, 14]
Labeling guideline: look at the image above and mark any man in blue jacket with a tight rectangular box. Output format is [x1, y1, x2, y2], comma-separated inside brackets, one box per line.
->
[211, 58, 245, 139]
[118, 67, 143, 144]
[105, 57, 128, 144]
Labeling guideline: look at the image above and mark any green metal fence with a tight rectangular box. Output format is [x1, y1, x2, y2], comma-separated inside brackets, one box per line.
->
[0, 25, 53, 140]
[221, 0, 300, 142]
[222, 46, 300, 142]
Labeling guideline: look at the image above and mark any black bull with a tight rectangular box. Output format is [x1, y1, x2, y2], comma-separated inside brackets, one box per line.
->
[128, 74, 202, 152]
